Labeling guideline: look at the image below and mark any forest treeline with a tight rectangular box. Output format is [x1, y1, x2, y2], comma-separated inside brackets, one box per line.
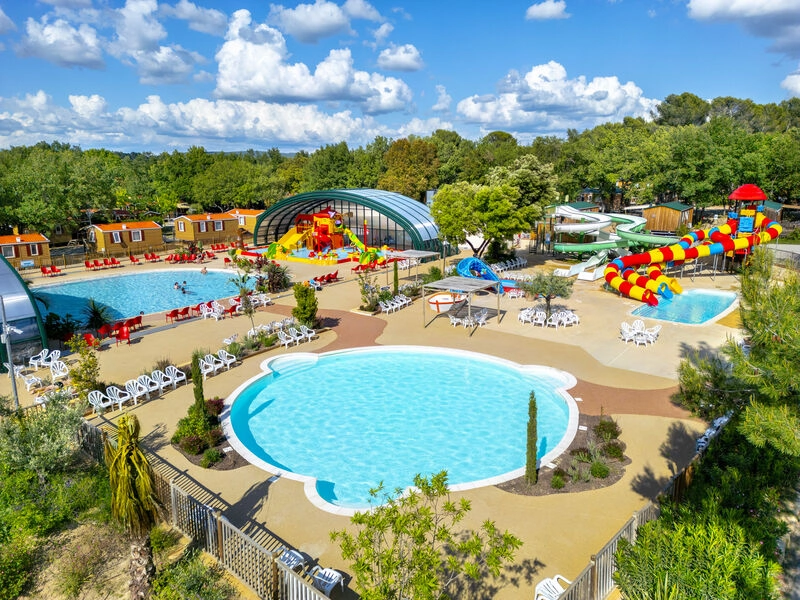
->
[1, 92, 799, 239]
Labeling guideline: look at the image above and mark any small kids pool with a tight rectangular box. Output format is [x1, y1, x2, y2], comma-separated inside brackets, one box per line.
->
[632, 288, 737, 325]
[224, 346, 578, 514]
[37, 269, 245, 321]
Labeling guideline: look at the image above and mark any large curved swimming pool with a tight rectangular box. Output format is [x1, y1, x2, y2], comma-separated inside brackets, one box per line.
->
[224, 346, 578, 514]
[37, 269, 244, 320]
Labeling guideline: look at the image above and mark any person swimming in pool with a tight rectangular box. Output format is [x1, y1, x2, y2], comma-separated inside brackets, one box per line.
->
[200, 267, 208, 275]
[173, 281, 180, 290]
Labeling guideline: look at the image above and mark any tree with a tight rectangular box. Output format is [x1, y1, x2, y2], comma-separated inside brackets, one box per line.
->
[301, 142, 353, 192]
[348, 136, 389, 188]
[65, 336, 101, 403]
[526, 391, 538, 485]
[431, 182, 528, 257]
[229, 272, 257, 332]
[520, 273, 573, 317]
[331, 471, 522, 600]
[378, 138, 439, 202]
[83, 298, 111, 334]
[292, 282, 318, 327]
[652, 92, 710, 127]
[104, 414, 160, 600]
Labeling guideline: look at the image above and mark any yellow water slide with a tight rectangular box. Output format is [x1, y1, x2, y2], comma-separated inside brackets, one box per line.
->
[277, 227, 311, 250]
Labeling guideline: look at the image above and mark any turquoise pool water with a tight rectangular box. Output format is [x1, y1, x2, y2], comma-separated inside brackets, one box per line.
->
[37, 269, 244, 321]
[226, 346, 576, 512]
[632, 289, 737, 324]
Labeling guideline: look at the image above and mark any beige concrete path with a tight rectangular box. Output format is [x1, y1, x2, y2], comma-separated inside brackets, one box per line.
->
[8, 250, 739, 598]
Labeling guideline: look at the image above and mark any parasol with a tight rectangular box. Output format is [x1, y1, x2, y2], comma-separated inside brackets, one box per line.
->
[728, 184, 767, 201]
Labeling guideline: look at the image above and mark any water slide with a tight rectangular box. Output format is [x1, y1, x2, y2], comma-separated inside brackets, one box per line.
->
[552, 205, 677, 253]
[604, 212, 782, 306]
[456, 257, 518, 293]
[343, 228, 366, 253]
[277, 227, 311, 249]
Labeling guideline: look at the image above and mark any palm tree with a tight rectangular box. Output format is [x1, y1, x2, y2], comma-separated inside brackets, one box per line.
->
[83, 297, 111, 334]
[104, 414, 160, 600]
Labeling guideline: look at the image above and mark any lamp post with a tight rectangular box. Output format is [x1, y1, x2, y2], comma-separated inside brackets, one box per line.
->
[0, 296, 21, 410]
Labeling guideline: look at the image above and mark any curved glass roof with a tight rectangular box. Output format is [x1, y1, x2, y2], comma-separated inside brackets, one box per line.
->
[0, 256, 47, 367]
[254, 189, 440, 251]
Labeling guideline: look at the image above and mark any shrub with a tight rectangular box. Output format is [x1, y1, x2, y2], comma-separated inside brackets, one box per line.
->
[53, 526, 119, 599]
[591, 461, 611, 479]
[206, 426, 224, 447]
[292, 282, 319, 327]
[226, 340, 243, 359]
[604, 440, 625, 460]
[594, 417, 622, 443]
[179, 435, 207, 455]
[150, 525, 182, 557]
[569, 447, 591, 463]
[205, 398, 224, 417]
[0, 535, 35, 600]
[151, 357, 172, 374]
[550, 469, 567, 490]
[152, 550, 236, 600]
[200, 448, 224, 469]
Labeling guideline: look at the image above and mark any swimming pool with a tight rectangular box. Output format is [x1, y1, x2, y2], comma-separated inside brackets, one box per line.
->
[37, 269, 245, 321]
[632, 288, 737, 325]
[224, 346, 578, 514]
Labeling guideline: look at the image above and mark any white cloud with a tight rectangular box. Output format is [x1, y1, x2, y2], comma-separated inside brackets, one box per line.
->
[457, 61, 658, 133]
[377, 44, 423, 71]
[432, 85, 452, 112]
[687, 0, 800, 58]
[69, 94, 107, 118]
[525, 1, 570, 20]
[370, 22, 393, 47]
[215, 10, 412, 113]
[40, 0, 93, 8]
[161, 0, 227, 36]
[343, 0, 382, 22]
[0, 7, 16, 34]
[269, 0, 351, 43]
[133, 45, 205, 85]
[781, 69, 800, 97]
[17, 16, 104, 69]
[396, 117, 454, 138]
[109, 0, 166, 56]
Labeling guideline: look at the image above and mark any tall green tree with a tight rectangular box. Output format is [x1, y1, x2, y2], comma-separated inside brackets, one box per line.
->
[331, 471, 522, 600]
[520, 273, 573, 317]
[348, 136, 389, 188]
[104, 414, 160, 600]
[652, 92, 710, 127]
[526, 391, 538, 485]
[378, 137, 439, 201]
[301, 142, 353, 191]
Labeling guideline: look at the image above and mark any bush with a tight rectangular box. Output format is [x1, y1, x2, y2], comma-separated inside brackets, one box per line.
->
[150, 525, 182, 557]
[179, 435, 207, 455]
[152, 550, 236, 600]
[205, 398, 224, 417]
[569, 447, 591, 463]
[594, 417, 621, 443]
[292, 282, 319, 327]
[603, 440, 625, 460]
[200, 448, 224, 469]
[206, 426, 224, 447]
[590, 461, 610, 479]
[0, 535, 35, 600]
[550, 469, 567, 489]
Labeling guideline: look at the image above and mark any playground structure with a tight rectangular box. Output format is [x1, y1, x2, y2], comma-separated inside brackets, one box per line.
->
[248, 207, 385, 266]
[604, 184, 782, 306]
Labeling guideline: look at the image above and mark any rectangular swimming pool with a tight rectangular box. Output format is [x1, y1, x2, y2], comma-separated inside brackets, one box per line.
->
[632, 289, 737, 325]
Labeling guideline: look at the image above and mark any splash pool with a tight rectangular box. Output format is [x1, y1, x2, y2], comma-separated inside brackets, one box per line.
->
[632, 288, 737, 325]
[224, 346, 578, 514]
[37, 269, 244, 321]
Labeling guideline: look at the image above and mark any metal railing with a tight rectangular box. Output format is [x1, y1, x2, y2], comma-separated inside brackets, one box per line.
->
[79, 420, 327, 600]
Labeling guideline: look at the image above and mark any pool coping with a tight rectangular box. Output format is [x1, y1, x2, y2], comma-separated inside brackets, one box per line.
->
[220, 345, 580, 516]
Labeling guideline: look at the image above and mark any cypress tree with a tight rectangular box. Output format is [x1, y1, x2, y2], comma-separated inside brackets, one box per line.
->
[526, 391, 538, 485]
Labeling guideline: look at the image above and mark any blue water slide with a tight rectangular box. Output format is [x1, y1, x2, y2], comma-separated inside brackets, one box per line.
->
[456, 257, 516, 293]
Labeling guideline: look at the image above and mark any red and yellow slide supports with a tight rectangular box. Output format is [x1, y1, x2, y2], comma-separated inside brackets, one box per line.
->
[603, 212, 782, 306]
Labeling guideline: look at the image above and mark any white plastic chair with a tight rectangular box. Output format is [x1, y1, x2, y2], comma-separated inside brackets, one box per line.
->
[151, 369, 174, 392]
[165, 365, 187, 387]
[217, 349, 237, 370]
[137, 374, 161, 398]
[125, 379, 149, 404]
[299, 325, 318, 341]
[106, 385, 132, 410]
[199, 358, 216, 380]
[23, 374, 43, 392]
[41, 349, 61, 368]
[448, 314, 462, 327]
[88, 389, 115, 413]
[29, 349, 49, 370]
[49, 360, 69, 381]
[287, 327, 306, 344]
[310, 566, 344, 597]
[277, 330, 295, 348]
[534, 574, 571, 600]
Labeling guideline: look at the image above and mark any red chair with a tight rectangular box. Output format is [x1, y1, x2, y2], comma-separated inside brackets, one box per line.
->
[223, 305, 238, 318]
[83, 333, 100, 348]
[103, 258, 112, 268]
[116, 326, 131, 346]
[97, 323, 113, 339]
[129, 255, 140, 265]
[165, 309, 180, 324]
[177, 306, 190, 320]
[131, 315, 142, 330]
[110, 257, 121, 267]
[41, 266, 51, 277]
[50, 265, 63, 275]
[94, 259, 104, 269]
[165, 254, 174, 263]
[223, 257, 232, 267]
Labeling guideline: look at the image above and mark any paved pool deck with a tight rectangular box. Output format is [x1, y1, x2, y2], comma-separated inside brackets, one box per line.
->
[8, 250, 746, 598]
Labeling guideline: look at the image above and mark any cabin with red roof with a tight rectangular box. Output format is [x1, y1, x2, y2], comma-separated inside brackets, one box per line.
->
[88, 221, 163, 255]
[174, 213, 238, 245]
[0, 233, 51, 269]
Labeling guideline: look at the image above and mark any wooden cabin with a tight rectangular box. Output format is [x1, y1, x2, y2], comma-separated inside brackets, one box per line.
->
[643, 202, 694, 233]
[0, 233, 51, 270]
[88, 221, 162, 255]
[228, 208, 265, 244]
[762, 200, 783, 224]
[174, 213, 238, 245]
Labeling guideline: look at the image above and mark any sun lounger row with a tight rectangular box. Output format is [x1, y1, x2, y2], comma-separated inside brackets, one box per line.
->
[490, 257, 527, 273]
[88, 365, 187, 413]
[619, 319, 660, 346]
[84, 258, 123, 270]
[518, 308, 579, 328]
[246, 317, 297, 338]
[40, 265, 65, 277]
[379, 295, 412, 314]
[313, 270, 339, 285]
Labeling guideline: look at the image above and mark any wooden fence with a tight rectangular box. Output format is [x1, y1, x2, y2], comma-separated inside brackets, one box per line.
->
[78, 421, 327, 600]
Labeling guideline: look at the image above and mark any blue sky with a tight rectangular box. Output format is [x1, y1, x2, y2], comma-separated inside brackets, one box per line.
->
[0, 0, 798, 153]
